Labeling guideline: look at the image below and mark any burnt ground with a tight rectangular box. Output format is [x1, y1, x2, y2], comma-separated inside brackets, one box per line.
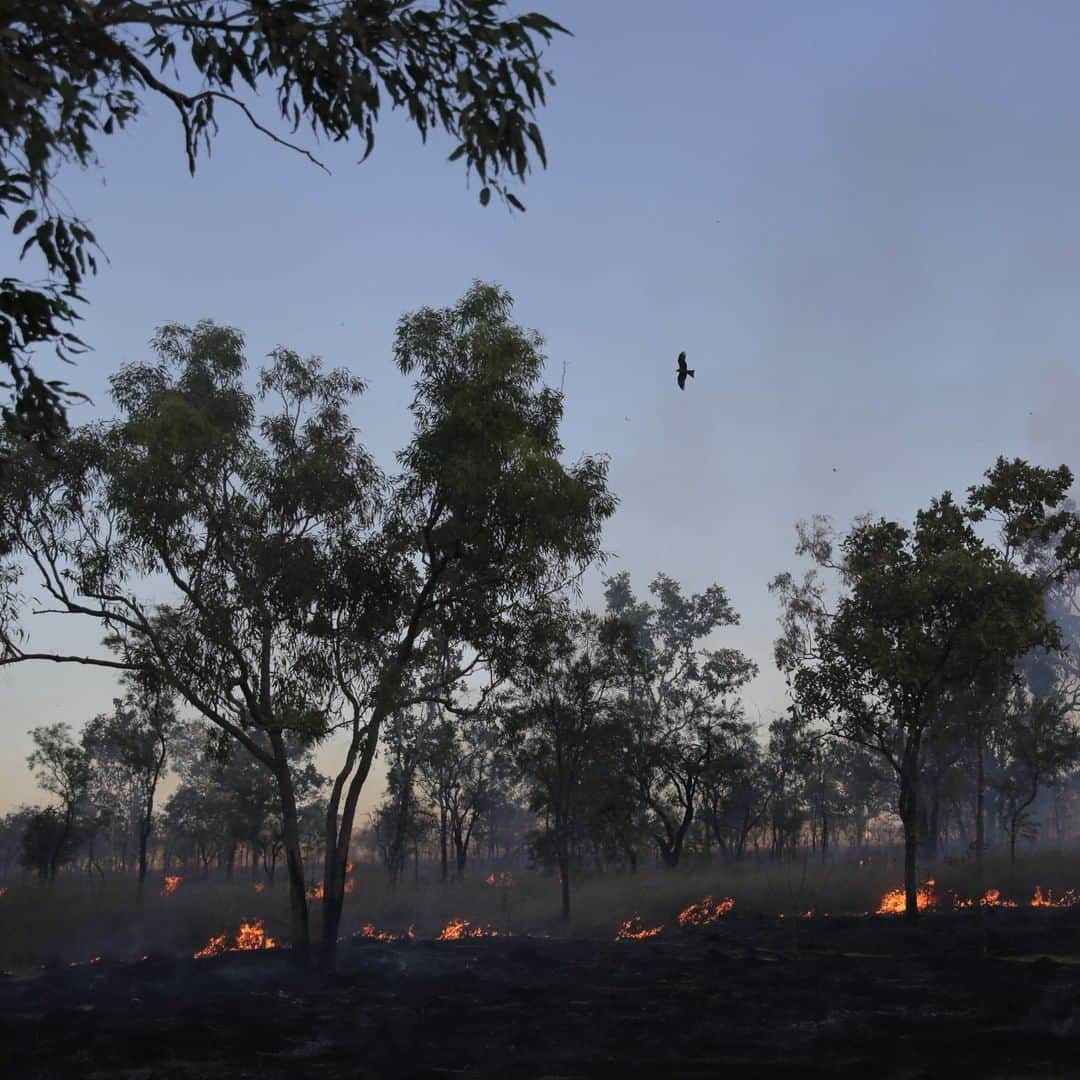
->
[3, 909, 1080, 1079]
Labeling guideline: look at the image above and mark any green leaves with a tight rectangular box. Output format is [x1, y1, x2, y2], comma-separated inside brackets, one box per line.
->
[776, 458, 1078, 773]
[3, 1, 569, 455]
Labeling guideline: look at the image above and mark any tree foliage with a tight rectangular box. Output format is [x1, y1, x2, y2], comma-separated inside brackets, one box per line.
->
[772, 459, 1080, 921]
[1, 0, 568, 450]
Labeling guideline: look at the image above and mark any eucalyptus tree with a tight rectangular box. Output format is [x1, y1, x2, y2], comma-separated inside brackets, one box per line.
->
[309, 282, 614, 965]
[377, 709, 433, 890]
[0, 324, 377, 957]
[772, 459, 1080, 922]
[0, 281, 615, 968]
[417, 716, 462, 881]
[3, 0, 568, 449]
[82, 679, 176, 899]
[699, 722, 768, 862]
[604, 571, 758, 868]
[26, 723, 94, 881]
[993, 677, 1080, 865]
[503, 605, 632, 920]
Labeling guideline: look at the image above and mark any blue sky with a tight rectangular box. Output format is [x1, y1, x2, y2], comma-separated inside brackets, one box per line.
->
[5, 0, 1080, 813]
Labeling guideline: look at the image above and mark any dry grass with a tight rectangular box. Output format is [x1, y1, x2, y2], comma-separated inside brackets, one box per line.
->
[3, 850, 1080, 969]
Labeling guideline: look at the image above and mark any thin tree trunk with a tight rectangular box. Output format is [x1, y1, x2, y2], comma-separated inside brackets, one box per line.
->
[898, 738, 921, 926]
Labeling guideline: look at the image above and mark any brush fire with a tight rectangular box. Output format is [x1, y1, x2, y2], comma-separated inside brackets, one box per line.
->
[359, 922, 415, 943]
[193, 918, 277, 958]
[436, 918, 502, 941]
[1030, 886, 1080, 908]
[677, 896, 735, 927]
[161, 875, 182, 897]
[485, 872, 514, 887]
[875, 879, 939, 914]
[954, 888, 1018, 910]
[614, 916, 664, 941]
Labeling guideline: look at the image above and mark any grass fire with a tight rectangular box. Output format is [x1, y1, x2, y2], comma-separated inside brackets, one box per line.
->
[194, 919, 277, 958]
[614, 916, 664, 941]
[677, 895, 735, 927]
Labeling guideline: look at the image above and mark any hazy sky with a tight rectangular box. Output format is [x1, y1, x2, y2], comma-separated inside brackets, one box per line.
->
[4, 0, 1080, 814]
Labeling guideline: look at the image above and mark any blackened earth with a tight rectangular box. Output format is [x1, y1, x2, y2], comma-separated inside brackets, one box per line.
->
[4, 910, 1080, 1078]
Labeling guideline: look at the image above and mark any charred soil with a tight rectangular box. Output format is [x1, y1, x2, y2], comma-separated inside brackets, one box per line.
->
[4, 909, 1080, 1078]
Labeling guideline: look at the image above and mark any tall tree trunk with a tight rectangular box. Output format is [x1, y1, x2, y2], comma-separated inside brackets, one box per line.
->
[898, 738, 922, 926]
[269, 733, 310, 968]
[974, 728, 985, 897]
[439, 806, 449, 883]
[557, 829, 571, 922]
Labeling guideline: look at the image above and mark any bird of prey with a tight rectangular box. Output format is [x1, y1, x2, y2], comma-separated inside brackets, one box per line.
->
[676, 351, 695, 390]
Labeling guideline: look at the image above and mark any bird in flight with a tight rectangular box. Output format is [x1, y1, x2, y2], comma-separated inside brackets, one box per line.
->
[676, 351, 695, 390]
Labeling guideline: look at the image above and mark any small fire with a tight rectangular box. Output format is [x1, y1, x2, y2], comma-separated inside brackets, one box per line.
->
[436, 918, 502, 941]
[307, 874, 356, 900]
[485, 872, 514, 888]
[677, 895, 735, 927]
[234, 919, 277, 951]
[254, 881, 266, 893]
[194, 933, 228, 959]
[876, 879, 938, 915]
[359, 922, 415, 943]
[193, 918, 277, 958]
[161, 875, 182, 897]
[977, 888, 1017, 909]
[614, 916, 664, 941]
[0, 886, 7, 897]
[1031, 886, 1080, 909]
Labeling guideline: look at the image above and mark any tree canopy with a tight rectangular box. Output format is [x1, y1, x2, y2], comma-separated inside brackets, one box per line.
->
[2, 1, 568, 451]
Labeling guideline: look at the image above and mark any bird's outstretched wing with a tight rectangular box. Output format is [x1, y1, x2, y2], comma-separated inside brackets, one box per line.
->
[677, 371, 687, 390]
[677, 351, 688, 373]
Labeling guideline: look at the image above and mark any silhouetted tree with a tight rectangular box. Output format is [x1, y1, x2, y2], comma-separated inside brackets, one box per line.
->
[82, 679, 175, 900]
[605, 571, 757, 868]
[773, 459, 1080, 923]
[26, 723, 93, 881]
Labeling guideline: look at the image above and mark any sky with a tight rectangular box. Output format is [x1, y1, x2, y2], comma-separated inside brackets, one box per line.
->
[4, 0, 1080, 815]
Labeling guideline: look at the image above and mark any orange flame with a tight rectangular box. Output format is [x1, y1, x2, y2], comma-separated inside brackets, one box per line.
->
[677, 895, 734, 927]
[307, 865, 357, 900]
[614, 916, 664, 941]
[359, 922, 415, 943]
[484, 871, 514, 888]
[193, 933, 229, 959]
[161, 875, 182, 897]
[436, 918, 501, 941]
[193, 918, 277, 958]
[876, 879, 938, 915]
[1031, 886, 1080, 908]
[254, 881, 266, 893]
[234, 919, 277, 951]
